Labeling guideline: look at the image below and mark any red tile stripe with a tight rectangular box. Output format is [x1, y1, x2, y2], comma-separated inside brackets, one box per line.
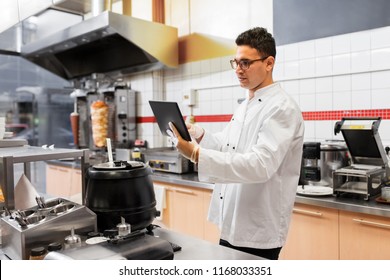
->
[302, 109, 390, 120]
[137, 109, 390, 123]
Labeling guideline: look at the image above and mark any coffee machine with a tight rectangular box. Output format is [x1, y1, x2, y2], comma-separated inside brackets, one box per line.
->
[298, 140, 349, 196]
[75, 86, 136, 150]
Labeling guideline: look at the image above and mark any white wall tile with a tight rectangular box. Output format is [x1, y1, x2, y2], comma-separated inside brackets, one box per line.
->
[333, 53, 351, 75]
[351, 30, 371, 52]
[276, 45, 285, 62]
[299, 41, 316, 59]
[199, 74, 211, 88]
[333, 91, 351, 110]
[351, 90, 371, 109]
[299, 58, 316, 78]
[299, 79, 316, 94]
[351, 73, 371, 90]
[333, 75, 351, 92]
[284, 43, 299, 61]
[181, 63, 192, 77]
[372, 88, 390, 109]
[210, 57, 222, 73]
[315, 37, 332, 57]
[299, 93, 315, 111]
[273, 62, 284, 80]
[315, 121, 333, 141]
[315, 56, 332, 76]
[371, 26, 390, 49]
[371, 70, 390, 89]
[303, 121, 315, 140]
[191, 61, 201, 75]
[332, 34, 351, 54]
[371, 48, 390, 71]
[379, 120, 390, 143]
[315, 92, 332, 110]
[284, 61, 299, 79]
[351, 51, 371, 73]
[316, 77, 333, 93]
[282, 80, 299, 95]
[200, 60, 211, 74]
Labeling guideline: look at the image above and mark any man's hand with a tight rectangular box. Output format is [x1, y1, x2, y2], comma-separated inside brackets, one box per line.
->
[168, 122, 199, 163]
[186, 123, 204, 142]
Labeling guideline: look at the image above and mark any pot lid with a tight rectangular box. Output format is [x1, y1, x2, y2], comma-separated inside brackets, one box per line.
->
[320, 140, 347, 151]
[93, 161, 144, 170]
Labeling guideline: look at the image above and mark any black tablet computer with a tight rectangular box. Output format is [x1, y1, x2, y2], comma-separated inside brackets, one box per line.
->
[149, 101, 192, 141]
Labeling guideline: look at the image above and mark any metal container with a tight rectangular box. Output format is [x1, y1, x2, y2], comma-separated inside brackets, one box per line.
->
[1, 198, 96, 260]
[301, 140, 349, 187]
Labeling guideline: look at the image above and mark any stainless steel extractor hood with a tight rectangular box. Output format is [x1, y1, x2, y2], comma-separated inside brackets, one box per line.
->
[21, 11, 178, 80]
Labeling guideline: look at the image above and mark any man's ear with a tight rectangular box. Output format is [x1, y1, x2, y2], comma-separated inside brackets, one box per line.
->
[266, 56, 275, 70]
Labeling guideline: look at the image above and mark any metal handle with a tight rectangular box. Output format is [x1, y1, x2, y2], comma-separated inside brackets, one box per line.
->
[175, 189, 195, 195]
[58, 167, 70, 173]
[293, 208, 323, 217]
[352, 218, 390, 229]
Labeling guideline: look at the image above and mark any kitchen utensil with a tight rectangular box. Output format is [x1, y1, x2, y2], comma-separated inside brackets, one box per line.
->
[106, 138, 114, 167]
[381, 186, 390, 201]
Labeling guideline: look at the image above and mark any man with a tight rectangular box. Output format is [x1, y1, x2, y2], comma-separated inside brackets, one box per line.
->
[168, 27, 304, 260]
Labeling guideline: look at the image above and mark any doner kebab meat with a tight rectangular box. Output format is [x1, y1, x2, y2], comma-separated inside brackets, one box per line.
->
[90, 100, 109, 147]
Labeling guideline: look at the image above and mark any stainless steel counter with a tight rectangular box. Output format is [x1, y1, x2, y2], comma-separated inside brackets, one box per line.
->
[45, 160, 390, 218]
[151, 171, 390, 218]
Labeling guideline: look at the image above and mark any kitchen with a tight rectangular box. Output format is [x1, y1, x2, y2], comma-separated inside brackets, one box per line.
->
[1, 0, 390, 268]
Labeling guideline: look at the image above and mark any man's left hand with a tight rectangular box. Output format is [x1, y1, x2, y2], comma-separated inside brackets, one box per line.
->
[167, 122, 198, 162]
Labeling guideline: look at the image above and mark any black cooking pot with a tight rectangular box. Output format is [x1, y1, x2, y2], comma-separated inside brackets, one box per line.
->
[85, 161, 157, 232]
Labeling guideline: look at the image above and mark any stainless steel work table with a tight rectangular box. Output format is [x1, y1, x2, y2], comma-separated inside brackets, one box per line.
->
[153, 228, 263, 260]
[0, 227, 263, 260]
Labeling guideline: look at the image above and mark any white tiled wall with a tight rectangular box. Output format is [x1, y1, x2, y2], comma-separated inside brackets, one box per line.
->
[127, 26, 390, 148]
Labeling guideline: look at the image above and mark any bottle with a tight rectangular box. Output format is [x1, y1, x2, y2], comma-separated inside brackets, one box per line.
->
[48, 242, 63, 252]
[29, 246, 47, 260]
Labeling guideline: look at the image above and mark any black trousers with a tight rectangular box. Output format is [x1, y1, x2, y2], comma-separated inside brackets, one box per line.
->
[219, 239, 282, 260]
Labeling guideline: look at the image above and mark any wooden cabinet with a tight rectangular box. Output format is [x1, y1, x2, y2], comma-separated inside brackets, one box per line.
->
[203, 191, 220, 243]
[339, 210, 390, 259]
[280, 203, 339, 260]
[153, 181, 220, 243]
[46, 164, 82, 199]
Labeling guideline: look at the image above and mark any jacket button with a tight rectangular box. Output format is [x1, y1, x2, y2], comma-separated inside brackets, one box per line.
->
[227, 144, 229, 146]
[233, 147, 235, 149]
[220, 197, 223, 199]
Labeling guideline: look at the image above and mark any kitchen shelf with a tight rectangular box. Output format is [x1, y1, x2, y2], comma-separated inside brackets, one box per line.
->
[0, 146, 89, 210]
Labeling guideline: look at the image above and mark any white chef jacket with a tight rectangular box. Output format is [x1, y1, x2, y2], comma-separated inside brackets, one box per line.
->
[198, 82, 304, 249]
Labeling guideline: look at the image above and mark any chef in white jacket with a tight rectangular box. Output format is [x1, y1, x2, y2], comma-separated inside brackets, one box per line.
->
[168, 27, 304, 260]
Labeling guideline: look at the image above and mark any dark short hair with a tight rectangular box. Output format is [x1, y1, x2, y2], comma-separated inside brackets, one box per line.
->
[235, 27, 276, 59]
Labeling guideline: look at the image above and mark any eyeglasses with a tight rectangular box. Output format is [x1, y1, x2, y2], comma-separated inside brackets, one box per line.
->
[230, 57, 269, 70]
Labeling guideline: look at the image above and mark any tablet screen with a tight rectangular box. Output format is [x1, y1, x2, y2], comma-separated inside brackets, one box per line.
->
[149, 101, 192, 141]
